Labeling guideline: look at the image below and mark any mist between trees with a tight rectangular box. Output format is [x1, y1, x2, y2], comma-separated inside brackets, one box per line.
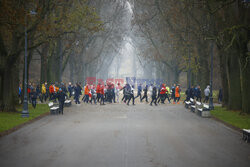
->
[0, 0, 249, 113]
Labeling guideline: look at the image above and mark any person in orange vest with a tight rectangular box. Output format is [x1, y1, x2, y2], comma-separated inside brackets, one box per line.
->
[49, 84, 54, 100]
[100, 84, 105, 105]
[55, 85, 59, 93]
[84, 84, 90, 103]
[175, 84, 181, 104]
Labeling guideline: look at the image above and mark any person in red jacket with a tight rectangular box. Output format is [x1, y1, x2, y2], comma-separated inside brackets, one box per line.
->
[96, 83, 101, 102]
[100, 84, 105, 105]
[159, 84, 167, 104]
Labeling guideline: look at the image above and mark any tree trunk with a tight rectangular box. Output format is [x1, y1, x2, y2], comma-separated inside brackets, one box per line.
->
[226, 49, 242, 110]
[40, 43, 49, 84]
[0, 71, 3, 111]
[48, 40, 61, 83]
[241, 61, 250, 113]
[196, 42, 210, 90]
[2, 60, 19, 112]
[218, 49, 229, 107]
[238, 29, 250, 113]
[69, 55, 74, 83]
[173, 67, 180, 84]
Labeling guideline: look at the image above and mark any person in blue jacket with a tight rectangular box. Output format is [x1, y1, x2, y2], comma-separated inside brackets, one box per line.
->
[135, 83, 142, 100]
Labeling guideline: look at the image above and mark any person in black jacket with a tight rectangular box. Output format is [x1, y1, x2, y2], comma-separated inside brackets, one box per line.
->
[171, 84, 176, 102]
[150, 86, 157, 106]
[123, 84, 131, 103]
[189, 86, 195, 99]
[30, 89, 38, 108]
[127, 85, 135, 105]
[218, 88, 223, 103]
[74, 83, 81, 104]
[196, 85, 202, 102]
[141, 85, 148, 102]
[57, 88, 67, 115]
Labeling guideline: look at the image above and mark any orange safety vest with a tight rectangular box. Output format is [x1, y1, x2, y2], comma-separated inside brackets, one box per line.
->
[85, 86, 90, 95]
[55, 87, 59, 93]
[49, 85, 54, 93]
[175, 86, 180, 97]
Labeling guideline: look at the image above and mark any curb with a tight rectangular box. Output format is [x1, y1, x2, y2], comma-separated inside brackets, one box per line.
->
[211, 115, 242, 133]
[0, 112, 49, 138]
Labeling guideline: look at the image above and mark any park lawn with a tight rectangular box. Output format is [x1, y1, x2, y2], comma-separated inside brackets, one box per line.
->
[0, 104, 50, 133]
[211, 106, 250, 129]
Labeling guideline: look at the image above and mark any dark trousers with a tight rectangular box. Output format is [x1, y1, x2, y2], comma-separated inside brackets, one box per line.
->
[100, 94, 105, 105]
[124, 95, 130, 103]
[59, 101, 64, 114]
[204, 96, 209, 103]
[90, 97, 96, 104]
[39, 94, 43, 103]
[141, 95, 148, 102]
[165, 94, 171, 103]
[42, 94, 47, 102]
[50, 93, 57, 102]
[150, 96, 157, 105]
[160, 94, 166, 103]
[29, 93, 32, 103]
[127, 94, 135, 105]
[196, 96, 202, 102]
[122, 94, 125, 101]
[135, 92, 141, 99]
[84, 95, 89, 103]
[112, 93, 116, 103]
[75, 96, 80, 104]
[31, 99, 36, 108]
[45, 93, 49, 101]
[171, 94, 175, 100]
[175, 97, 180, 103]
[97, 93, 100, 102]
[49, 93, 53, 100]
[107, 92, 112, 103]
[104, 93, 108, 102]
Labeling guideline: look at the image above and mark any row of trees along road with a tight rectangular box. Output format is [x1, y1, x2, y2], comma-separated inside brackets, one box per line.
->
[0, 0, 249, 114]
[0, 0, 103, 112]
[131, 0, 250, 113]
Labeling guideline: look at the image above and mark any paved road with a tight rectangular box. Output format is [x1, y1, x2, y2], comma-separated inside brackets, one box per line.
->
[0, 103, 250, 167]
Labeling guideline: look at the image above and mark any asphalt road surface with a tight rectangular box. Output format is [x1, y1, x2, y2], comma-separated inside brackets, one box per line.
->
[0, 103, 250, 167]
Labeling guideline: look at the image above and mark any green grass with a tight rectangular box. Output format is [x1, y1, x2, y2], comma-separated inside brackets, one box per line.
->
[0, 104, 49, 133]
[211, 106, 250, 129]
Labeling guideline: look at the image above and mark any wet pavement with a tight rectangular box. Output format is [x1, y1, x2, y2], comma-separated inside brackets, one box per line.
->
[0, 103, 249, 167]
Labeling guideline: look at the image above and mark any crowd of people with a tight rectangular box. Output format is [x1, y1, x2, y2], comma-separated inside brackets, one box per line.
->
[18, 81, 223, 110]
[74, 82, 182, 106]
[184, 85, 223, 104]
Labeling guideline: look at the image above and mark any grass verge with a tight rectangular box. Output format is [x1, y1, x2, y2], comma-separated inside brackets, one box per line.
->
[211, 106, 250, 129]
[0, 104, 49, 134]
